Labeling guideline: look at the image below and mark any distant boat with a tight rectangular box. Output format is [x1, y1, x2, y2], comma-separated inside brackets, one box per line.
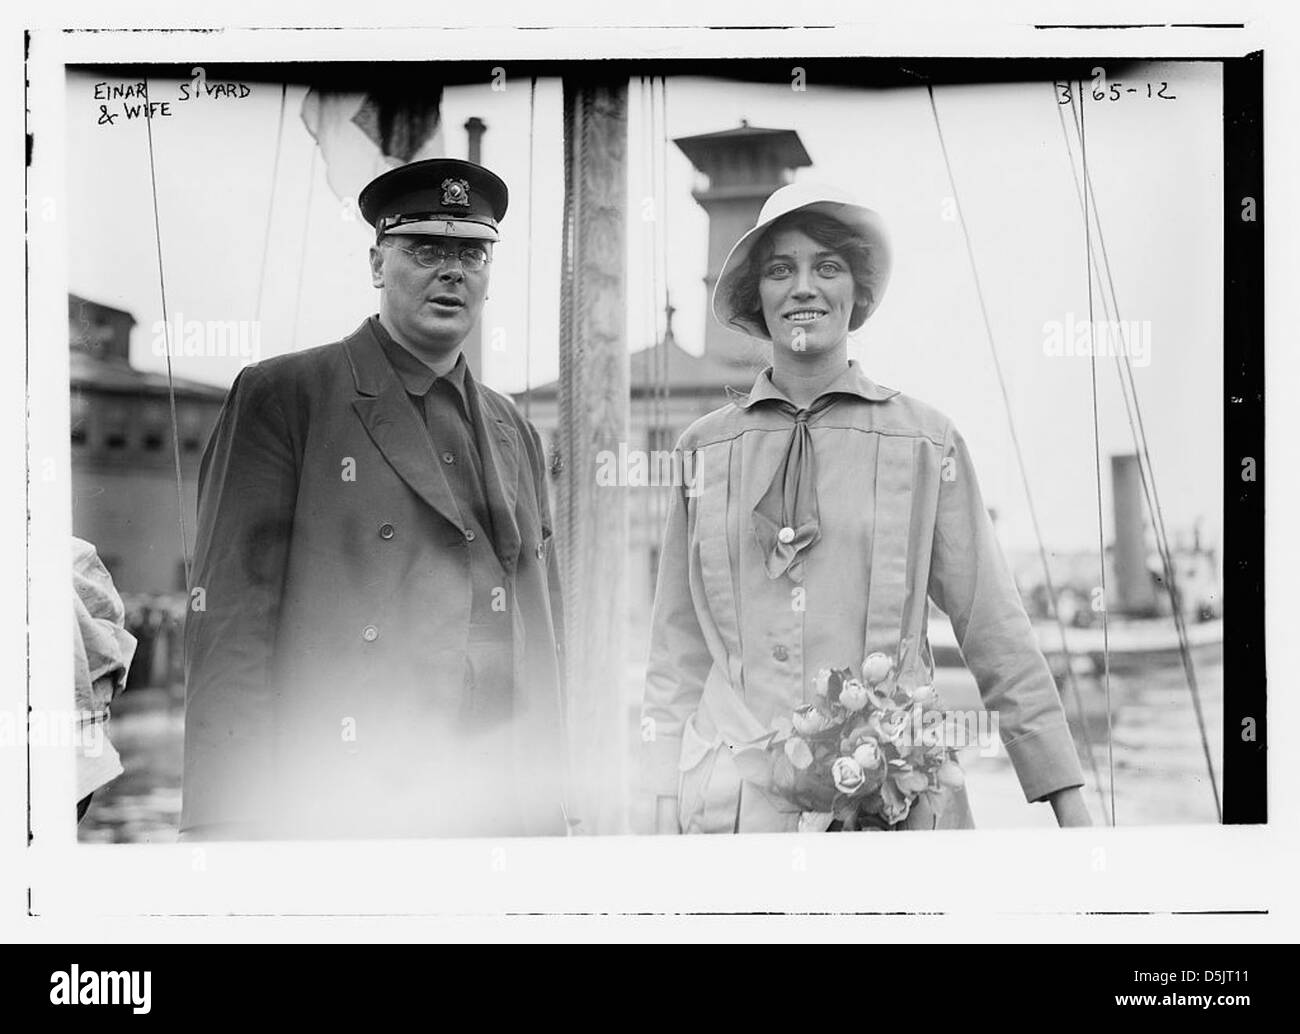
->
[928, 615, 1223, 672]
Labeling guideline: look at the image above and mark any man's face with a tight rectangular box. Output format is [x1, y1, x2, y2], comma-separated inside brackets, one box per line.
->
[369, 233, 492, 358]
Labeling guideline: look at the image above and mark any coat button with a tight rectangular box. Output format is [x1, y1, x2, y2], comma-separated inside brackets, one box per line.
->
[442, 451, 456, 464]
[362, 625, 379, 642]
[464, 528, 477, 542]
[772, 644, 789, 662]
[777, 526, 795, 544]
[535, 542, 546, 559]
[379, 522, 395, 540]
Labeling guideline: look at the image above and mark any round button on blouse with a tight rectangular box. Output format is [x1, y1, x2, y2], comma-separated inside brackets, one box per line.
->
[464, 528, 477, 542]
[378, 523, 395, 540]
[442, 451, 456, 464]
[772, 644, 789, 662]
[361, 625, 379, 642]
[777, 526, 795, 544]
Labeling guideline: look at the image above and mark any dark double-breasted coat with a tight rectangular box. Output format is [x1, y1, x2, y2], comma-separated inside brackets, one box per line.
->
[180, 318, 569, 839]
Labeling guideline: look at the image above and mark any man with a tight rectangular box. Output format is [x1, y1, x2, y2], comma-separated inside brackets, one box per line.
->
[181, 159, 570, 840]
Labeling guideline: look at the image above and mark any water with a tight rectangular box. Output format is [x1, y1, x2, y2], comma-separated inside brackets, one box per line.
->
[78, 650, 1225, 842]
[77, 688, 182, 844]
[955, 649, 1224, 828]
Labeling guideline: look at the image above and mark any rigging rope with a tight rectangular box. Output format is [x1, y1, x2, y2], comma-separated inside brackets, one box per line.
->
[141, 76, 192, 593]
[658, 77, 672, 490]
[253, 83, 288, 327]
[925, 84, 1112, 824]
[656, 77, 670, 428]
[1053, 82, 1221, 820]
[1077, 82, 1119, 827]
[639, 77, 655, 451]
[290, 133, 318, 353]
[523, 77, 537, 421]
[649, 76, 668, 536]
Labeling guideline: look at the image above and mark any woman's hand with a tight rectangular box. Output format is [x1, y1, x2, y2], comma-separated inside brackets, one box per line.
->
[1046, 787, 1093, 827]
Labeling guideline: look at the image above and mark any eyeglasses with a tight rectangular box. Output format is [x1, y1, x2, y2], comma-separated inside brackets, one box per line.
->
[386, 240, 492, 271]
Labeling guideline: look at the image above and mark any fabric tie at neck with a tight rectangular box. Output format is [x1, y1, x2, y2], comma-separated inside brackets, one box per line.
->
[751, 394, 840, 582]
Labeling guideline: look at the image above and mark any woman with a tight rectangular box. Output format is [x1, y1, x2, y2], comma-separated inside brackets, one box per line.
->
[641, 182, 1091, 833]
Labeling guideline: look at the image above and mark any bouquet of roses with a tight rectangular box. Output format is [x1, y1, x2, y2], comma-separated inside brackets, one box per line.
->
[733, 651, 965, 831]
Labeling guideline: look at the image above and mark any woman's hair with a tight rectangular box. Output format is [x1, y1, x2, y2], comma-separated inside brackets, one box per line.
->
[726, 210, 877, 336]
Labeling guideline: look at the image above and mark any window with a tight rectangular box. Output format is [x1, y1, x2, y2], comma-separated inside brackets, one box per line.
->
[179, 408, 207, 454]
[103, 405, 128, 450]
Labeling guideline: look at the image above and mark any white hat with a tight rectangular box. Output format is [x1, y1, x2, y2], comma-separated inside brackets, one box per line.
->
[712, 181, 891, 340]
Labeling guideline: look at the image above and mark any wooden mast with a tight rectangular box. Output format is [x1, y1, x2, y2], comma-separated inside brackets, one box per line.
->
[557, 78, 629, 834]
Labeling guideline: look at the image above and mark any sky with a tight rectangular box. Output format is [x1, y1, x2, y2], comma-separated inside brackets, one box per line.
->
[65, 61, 1222, 554]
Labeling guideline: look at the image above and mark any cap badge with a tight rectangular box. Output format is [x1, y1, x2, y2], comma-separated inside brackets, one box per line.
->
[441, 178, 471, 207]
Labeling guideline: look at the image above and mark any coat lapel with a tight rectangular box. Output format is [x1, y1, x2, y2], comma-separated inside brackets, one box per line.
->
[343, 323, 466, 534]
[463, 368, 522, 572]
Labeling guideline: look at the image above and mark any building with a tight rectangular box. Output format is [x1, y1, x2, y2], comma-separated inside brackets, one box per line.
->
[69, 294, 227, 596]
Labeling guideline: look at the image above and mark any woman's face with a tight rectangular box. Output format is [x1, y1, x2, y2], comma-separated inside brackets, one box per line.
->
[757, 227, 858, 356]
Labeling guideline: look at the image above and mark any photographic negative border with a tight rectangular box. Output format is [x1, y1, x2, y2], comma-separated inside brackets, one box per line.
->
[13, 18, 1280, 936]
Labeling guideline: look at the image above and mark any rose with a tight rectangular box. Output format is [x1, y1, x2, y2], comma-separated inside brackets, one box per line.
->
[910, 683, 936, 704]
[895, 769, 930, 795]
[784, 735, 814, 771]
[831, 756, 866, 794]
[792, 704, 834, 737]
[852, 738, 883, 770]
[873, 710, 910, 744]
[839, 678, 869, 713]
[937, 759, 965, 790]
[861, 651, 893, 686]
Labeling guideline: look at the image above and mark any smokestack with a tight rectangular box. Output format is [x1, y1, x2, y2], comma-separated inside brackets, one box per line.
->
[464, 117, 487, 380]
[1111, 454, 1158, 615]
[465, 116, 486, 163]
[674, 122, 812, 365]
